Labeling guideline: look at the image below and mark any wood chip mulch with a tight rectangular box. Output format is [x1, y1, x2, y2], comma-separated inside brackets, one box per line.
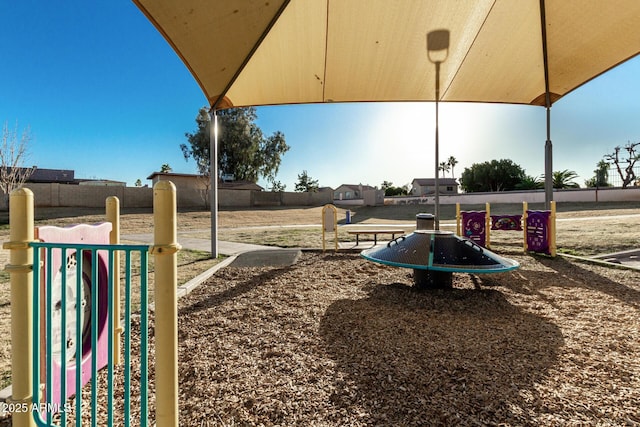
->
[177, 251, 640, 426]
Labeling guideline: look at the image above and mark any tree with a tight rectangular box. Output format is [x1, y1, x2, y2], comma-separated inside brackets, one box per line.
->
[550, 169, 580, 189]
[380, 180, 407, 196]
[197, 174, 212, 209]
[385, 185, 408, 196]
[135, 179, 142, 187]
[459, 159, 526, 192]
[1, 121, 34, 199]
[447, 156, 458, 178]
[603, 141, 640, 188]
[585, 160, 611, 188]
[268, 178, 286, 192]
[181, 107, 290, 183]
[181, 108, 211, 176]
[438, 161, 450, 177]
[516, 175, 544, 190]
[160, 163, 172, 173]
[295, 170, 319, 192]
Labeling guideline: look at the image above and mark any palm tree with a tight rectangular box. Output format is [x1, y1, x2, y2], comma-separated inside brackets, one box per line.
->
[516, 174, 544, 190]
[551, 169, 580, 189]
[438, 161, 450, 178]
[447, 156, 458, 178]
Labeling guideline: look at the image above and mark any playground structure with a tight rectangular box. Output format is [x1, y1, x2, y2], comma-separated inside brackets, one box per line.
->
[34, 222, 112, 410]
[361, 214, 520, 289]
[456, 201, 557, 257]
[4, 182, 180, 427]
[321, 204, 338, 252]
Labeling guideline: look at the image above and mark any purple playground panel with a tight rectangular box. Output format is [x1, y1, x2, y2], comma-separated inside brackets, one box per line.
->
[526, 210, 552, 255]
[491, 214, 522, 231]
[460, 211, 487, 247]
[460, 208, 552, 255]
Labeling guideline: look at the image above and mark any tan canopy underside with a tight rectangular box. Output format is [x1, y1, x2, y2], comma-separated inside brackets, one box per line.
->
[134, 0, 640, 109]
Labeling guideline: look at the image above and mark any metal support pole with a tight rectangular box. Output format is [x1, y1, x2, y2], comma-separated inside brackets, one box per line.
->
[106, 196, 122, 365]
[434, 61, 441, 230]
[544, 109, 553, 210]
[427, 29, 448, 230]
[209, 109, 219, 258]
[540, 0, 553, 210]
[4, 188, 36, 427]
[153, 181, 180, 427]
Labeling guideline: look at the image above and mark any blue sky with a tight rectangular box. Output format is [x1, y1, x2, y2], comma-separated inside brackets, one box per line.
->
[2, 1, 639, 191]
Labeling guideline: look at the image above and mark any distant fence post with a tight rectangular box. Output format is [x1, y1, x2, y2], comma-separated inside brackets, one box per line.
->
[3, 189, 36, 427]
[152, 181, 180, 427]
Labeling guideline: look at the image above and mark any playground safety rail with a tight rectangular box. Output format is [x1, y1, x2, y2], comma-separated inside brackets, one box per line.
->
[5, 182, 180, 427]
[31, 242, 150, 427]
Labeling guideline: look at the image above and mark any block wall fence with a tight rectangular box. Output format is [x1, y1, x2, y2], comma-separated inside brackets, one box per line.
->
[385, 187, 640, 205]
[1, 184, 637, 211]
[0, 183, 334, 210]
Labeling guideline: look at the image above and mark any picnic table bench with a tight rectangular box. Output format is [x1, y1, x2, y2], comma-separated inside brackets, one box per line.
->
[347, 229, 406, 245]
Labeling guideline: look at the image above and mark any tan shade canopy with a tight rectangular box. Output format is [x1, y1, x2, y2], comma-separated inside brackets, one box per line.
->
[134, 0, 640, 110]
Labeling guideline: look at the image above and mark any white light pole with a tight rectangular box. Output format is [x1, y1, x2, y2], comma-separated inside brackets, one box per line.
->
[427, 29, 450, 230]
[209, 108, 218, 258]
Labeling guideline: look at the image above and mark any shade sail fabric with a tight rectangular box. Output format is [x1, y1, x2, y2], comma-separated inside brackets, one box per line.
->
[134, 0, 640, 110]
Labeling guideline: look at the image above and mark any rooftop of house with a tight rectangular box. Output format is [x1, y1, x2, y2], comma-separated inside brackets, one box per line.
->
[412, 178, 459, 185]
[146, 172, 264, 190]
[25, 167, 75, 183]
[335, 184, 377, 191]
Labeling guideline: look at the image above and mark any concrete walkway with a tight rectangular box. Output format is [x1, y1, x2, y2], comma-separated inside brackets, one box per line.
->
[123, 231, 281, 256]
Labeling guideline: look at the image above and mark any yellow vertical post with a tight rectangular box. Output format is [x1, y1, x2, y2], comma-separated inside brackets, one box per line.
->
[455, 203, 461, 236]
[321, 204, 337, 252]
[321, 206, 327, 252]
[106, 196, 122, 365]
[523, 201, 529, 252]
[153, 181, 179, 427]
[485, 202, 491, 248]
[3, 189, 36, 427]
[549, 201, 557, 257]
[332, 208, 337, 251]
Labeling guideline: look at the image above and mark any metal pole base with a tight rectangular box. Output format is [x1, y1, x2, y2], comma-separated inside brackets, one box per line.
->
[413, 269, 453, 290]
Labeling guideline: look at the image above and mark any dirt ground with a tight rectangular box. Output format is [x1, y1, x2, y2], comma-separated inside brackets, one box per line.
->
[0, 202, 639, 425]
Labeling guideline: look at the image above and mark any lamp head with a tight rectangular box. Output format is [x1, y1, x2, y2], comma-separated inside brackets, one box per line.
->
[427, 29, 450, 63]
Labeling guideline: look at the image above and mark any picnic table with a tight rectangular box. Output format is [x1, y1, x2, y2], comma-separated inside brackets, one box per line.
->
[347, 229, 406, 245]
